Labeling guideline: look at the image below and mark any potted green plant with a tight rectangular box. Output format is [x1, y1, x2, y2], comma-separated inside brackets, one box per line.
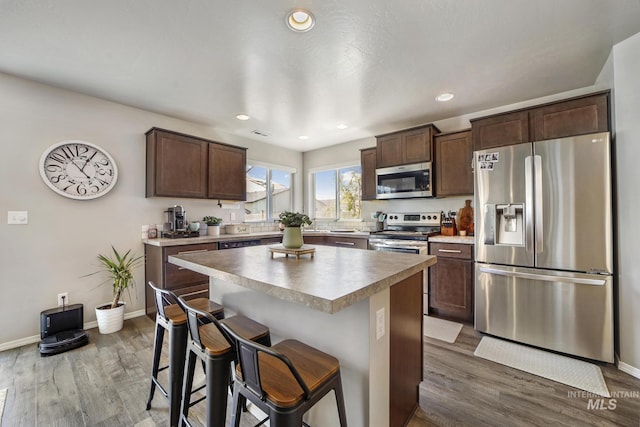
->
[86, 246, 144, 334]
[203, 216, 223, 236]
[279, 211, 312, 249]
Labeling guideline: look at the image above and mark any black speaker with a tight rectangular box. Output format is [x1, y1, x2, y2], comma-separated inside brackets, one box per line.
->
[39, 303, 88, 356]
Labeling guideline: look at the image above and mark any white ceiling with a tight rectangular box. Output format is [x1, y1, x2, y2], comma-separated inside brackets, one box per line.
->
[2, 1, 640, 152]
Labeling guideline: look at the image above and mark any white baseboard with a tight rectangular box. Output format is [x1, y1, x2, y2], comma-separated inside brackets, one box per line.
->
[0, 309, 147, 352]
[618, 360, 640, 380]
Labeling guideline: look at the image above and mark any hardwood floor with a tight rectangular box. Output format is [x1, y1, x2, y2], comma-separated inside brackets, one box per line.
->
[420, 323, 640, 427]
[1, 317, 639, 426]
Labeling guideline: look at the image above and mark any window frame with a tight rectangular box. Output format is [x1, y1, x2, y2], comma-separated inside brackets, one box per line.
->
[246, 160, 295, 222]
[309, 161, 362, 221]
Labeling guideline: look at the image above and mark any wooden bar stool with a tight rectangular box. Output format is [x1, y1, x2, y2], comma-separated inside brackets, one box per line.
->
[220, 322, 348, 427]
[145, 281, 224, 427]
[176, 296, 271, 427]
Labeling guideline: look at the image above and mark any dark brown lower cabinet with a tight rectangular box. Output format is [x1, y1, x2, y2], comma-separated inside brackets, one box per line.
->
[144, 242, 217, 318]
[428, 242, 474, 322]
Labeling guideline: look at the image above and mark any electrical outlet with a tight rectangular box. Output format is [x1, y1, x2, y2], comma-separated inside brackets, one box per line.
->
[230, 212, 237, 221]
[57, 292, 69, 306]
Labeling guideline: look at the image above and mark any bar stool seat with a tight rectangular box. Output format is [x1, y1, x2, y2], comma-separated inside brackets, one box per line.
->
[221, 323, 348, 427]
[178, 298, 271, 427]
[145, 281, 224, 427]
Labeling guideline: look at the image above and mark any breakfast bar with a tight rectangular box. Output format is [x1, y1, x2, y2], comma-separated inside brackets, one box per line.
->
[169, 245, 436, 427]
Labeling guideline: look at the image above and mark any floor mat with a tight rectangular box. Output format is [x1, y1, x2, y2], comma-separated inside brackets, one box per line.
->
[474, 336, 610, 397]
[423, 316, 463, 343]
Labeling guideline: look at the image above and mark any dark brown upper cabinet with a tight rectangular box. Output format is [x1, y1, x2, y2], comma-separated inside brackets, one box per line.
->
[376, 124, 439, 168]
[208, 142, 247, 200]
[471, 91, 610, 151]
[532, 92, 609, 141]
[434, 130, 473, 197]
[146, 128, 246, 200]
[360, 147, 377, 201]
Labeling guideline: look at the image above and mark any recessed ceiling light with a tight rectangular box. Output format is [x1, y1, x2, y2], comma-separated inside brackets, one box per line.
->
[286, 9, 315, 32]
[436, 92, 455, 102]
[298, 135, 309, 140]
[336, 124, 348, 130]
[236, 114, 250, 120]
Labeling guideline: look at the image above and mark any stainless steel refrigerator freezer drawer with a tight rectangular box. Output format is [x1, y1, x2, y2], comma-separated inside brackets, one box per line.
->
[475, 263, 614, 362]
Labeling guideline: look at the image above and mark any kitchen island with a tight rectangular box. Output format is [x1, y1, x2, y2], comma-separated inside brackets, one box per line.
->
[169, 245, 436, 427]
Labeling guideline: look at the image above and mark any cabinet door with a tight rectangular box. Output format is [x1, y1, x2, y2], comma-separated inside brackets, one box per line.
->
[208, 143, 247, 200]
[428, 243, 474, 322]
[376, 133, 403, 168]
[146, 130, 208, 198]
[403, 127, 432, 164]
[435, 131, 473, 196]
[471, 111, 530, 151]
[532, 92, 609, 140]
[360, 147, 377, 200]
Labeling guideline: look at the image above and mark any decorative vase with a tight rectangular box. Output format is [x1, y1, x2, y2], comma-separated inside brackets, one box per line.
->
[207, 225, 220, 236]
[282, 226, 303, 249]
[199, 222, 208, 236]
[95, 301, 126, 334]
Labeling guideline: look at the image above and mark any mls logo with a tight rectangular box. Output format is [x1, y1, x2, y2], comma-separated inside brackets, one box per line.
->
[587, 398, 617, 410]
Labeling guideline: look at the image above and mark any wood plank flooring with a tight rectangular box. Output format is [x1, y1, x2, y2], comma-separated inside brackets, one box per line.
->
[1, 316, 639, 426]
[419, 323, 640, 427]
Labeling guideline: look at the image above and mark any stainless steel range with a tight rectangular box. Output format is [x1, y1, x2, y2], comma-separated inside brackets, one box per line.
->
[368, 212, 441, 254]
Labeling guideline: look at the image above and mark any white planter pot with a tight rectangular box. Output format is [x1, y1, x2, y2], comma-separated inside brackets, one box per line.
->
[207, 225, 220, 236]
[95, 302, 126, 334]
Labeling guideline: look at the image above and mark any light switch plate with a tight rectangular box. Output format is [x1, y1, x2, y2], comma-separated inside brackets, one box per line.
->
[376, 308, 385, 340]
[8, 211, 28, 225]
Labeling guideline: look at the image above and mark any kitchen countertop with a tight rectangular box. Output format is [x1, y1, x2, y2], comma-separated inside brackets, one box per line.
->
[169, 245, 436, 314]
[429, 235, 475, 244]
[143, 230, 370, 247]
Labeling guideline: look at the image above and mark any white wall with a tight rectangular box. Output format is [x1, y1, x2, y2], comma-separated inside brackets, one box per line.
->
[0, 72, 302, 346]
[612, 32, 640, 373]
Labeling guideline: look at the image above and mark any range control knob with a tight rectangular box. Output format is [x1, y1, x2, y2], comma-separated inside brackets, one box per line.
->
[422, 215, 426, 220]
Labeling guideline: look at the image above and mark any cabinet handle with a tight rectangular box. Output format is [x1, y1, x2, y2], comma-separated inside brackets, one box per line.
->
[177, 249, 209, 255]
[335, 241, 355, 246]
[438, 249, 462, 253]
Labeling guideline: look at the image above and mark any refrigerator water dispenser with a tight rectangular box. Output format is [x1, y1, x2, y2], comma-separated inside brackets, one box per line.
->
[484, 203, 524, 246]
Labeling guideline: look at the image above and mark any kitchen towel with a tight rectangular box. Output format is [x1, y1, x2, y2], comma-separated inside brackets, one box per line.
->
[474, 336, 610, 397]
[423, 316, 463, 343]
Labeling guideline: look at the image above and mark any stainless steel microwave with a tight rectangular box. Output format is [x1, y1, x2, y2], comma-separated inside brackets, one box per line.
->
[376, 162, 432, 199]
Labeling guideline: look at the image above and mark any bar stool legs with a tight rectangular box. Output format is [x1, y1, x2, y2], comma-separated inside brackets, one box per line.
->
[145, 281, 224, 427]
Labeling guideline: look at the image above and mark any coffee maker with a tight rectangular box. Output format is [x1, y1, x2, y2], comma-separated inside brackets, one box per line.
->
[166, 205, 186, 231]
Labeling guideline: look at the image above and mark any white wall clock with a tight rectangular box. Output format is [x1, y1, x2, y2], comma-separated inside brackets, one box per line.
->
[39, 140, 118, 200]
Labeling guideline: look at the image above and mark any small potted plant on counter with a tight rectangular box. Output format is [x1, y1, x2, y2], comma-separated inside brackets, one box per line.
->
[85, 246, 143, 334]
[203, 216, 223, 236]
[279, 211, 312, 249]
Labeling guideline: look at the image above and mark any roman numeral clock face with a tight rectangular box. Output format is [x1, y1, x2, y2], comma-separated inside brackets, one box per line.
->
[39, 141, 118, 200]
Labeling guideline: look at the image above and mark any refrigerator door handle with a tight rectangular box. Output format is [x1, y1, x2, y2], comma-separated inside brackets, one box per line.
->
[534, 155, 543, 253]
[524, 156, 534, 253]
[478, 266, 607, 286]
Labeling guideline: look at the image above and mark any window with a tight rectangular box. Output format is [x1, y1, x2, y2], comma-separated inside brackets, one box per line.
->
[312, 165, 362, 220]
[246, 163, 293, 221]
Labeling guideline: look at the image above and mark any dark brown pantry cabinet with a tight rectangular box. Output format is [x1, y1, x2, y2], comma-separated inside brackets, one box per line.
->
[146, 127, 247, 200]
[428, 242, 474, 322]
[376, 124, 439, 168]
[144, 242, 217, 318]
[471, 91, 609, 151]
[360, 147, 377, 200]
[434, 130, 473, 196]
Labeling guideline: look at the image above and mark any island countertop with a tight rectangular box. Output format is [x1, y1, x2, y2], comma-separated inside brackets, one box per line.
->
[169, 245, 436, 314]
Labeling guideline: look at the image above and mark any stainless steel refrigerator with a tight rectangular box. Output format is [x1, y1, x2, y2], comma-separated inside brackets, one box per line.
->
[474, 132, 614, 362]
